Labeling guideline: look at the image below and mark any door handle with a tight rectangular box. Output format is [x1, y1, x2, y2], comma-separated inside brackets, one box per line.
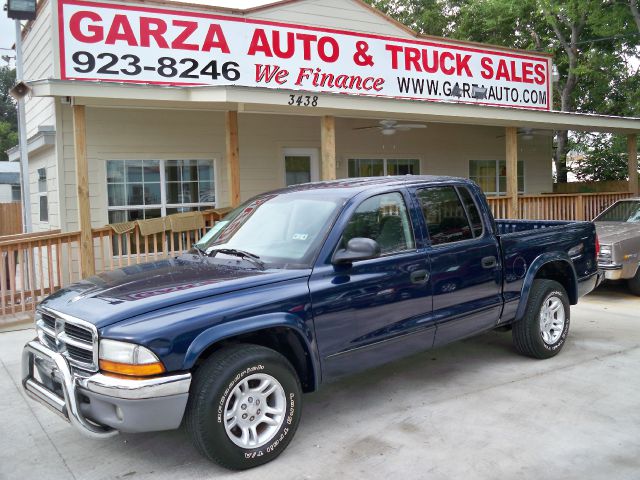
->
[482, 256, 497, 269]
[410, 269, 429, 284]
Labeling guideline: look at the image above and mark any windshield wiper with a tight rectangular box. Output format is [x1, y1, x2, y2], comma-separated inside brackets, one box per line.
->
[209, 248, 266, 270]
[191, 243, 207, 259]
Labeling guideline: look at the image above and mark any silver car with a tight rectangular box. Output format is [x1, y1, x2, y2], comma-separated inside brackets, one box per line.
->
[594, 198, 640, 295]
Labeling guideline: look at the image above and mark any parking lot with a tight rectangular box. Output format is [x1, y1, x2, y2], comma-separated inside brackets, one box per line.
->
[1, 283, 638, 480]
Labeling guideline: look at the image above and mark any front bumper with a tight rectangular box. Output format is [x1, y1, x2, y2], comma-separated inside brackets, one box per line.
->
[22, 339, 191, 437]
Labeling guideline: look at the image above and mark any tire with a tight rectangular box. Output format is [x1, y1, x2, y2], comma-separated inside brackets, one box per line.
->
[628, 268, 640, 296]
[512, 279, 570, 359]
[185, 344, 302, 470]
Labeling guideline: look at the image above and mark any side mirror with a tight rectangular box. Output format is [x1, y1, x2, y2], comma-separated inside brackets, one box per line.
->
[332, 237, 381, 265]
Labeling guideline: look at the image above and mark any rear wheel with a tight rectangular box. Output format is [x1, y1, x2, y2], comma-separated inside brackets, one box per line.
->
[185, 344, 302, 470]
[512, 279, 570, 359]
[628, 268, 640, 296]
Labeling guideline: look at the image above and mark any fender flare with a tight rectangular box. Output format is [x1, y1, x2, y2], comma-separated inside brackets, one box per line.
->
[514, 252, 578, 323]
[182, 313, 320, 390]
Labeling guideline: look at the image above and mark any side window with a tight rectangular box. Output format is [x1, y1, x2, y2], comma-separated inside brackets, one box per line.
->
[457, 187, 484, 237]
[341, 192, 415, 255]
[417, 186, 478, 245]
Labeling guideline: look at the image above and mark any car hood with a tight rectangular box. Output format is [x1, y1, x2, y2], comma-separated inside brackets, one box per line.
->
[594, 222, 640, 245]
[39, 255, 310, 329]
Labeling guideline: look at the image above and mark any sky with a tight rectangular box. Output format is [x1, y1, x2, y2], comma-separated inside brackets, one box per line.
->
[1, 14, 16, 67]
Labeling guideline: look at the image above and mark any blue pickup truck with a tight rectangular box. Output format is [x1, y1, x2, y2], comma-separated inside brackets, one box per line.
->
[22, 176, 600, 469]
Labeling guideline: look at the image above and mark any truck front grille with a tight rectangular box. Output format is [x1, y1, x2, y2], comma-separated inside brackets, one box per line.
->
[35, 309, 98, 372]
[64, 322, 94, 343]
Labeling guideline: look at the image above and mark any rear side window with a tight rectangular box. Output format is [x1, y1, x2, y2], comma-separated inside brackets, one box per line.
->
[457, 187, 484, 237]
[417, 186, 482, 245]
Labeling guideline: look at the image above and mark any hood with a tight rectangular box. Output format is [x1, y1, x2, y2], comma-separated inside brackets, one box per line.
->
[40, 255, 310, 329]
[594, 222, 640, 245]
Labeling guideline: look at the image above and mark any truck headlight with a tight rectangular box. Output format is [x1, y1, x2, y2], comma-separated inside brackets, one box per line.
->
[99, 339, 165, 376]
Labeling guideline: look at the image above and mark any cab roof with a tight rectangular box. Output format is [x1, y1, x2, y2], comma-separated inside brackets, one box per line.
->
[276, 175, 472, 196]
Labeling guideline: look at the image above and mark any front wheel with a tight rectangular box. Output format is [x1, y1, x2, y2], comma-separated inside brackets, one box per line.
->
[185, 344, 302, 470]
[628, 268, 640, 296]
[512, 279, 570, 359]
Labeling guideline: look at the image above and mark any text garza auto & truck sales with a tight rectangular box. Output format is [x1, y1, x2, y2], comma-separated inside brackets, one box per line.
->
[59, 0, 551, 109]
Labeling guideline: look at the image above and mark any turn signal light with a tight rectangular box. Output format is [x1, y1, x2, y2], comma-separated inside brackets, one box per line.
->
[99, 359, 165, 377]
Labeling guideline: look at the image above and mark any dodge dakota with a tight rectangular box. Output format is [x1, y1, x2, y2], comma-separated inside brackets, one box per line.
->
[22, 176, 600, 469]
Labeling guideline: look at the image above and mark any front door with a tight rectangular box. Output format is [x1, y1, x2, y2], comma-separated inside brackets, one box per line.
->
[283, 148, 319, 186]
[309, 190, 435, 380]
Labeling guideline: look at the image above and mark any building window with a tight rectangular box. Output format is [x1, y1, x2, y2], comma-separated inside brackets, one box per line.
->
[348, 158, 419, 177]
[283, 148, 319, 186]
[11, 185, 21, 202]
[37, 168, 48, 222]
[469, 160, 524, 196]
[106, 159, 215, 224]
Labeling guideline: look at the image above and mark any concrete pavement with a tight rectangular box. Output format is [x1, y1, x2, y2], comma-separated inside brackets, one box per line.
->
[1, 283, 639, 480]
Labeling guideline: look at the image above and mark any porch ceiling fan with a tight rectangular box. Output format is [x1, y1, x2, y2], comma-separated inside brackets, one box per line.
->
[353, 119, 427, 136]
[496, 128, 553, 140]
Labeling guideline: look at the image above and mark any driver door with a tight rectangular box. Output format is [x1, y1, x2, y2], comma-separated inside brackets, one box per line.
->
[309, 190, 435, 380]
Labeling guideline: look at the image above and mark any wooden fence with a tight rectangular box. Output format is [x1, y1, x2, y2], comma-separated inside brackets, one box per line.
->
[1, 230, 81, 317]
[0, 202, 22, 236]
[487, 192, 633, 221]
[0, 209, 226, 317]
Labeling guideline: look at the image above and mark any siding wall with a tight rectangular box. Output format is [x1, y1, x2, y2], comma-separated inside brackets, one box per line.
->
[56, 107, 552, 231]
[59, 105, 227, 229]
[28, 146, 60, 231]
[335, 118, 553, 193]
[248, 0, 413, 37]
[22, 0, 56, 138]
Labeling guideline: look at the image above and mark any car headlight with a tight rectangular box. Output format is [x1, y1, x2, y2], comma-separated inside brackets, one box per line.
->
[599, 245, 612, 259]
[99, 339, 165, 376]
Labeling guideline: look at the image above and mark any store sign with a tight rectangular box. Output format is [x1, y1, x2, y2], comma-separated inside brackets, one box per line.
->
[58, 0, 551, 110]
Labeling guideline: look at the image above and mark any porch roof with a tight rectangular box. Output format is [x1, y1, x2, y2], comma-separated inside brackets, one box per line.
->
[28, 79, 640, 134]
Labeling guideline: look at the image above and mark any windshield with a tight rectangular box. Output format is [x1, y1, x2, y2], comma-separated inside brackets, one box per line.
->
[594, 201, 640, 223]
[196, 191, 347, 268]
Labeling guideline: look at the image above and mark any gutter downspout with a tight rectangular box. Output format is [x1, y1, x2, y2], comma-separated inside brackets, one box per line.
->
[15, 19, 32, 233]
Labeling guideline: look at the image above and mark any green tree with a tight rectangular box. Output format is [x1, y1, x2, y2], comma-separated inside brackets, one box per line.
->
[0, 121, 18, 161]
[569, 133, 633, 181]
[543, 0, 636, 182]
[365, 0, 638, 184]
[0, 66, 18, 162]
[630, 0, 640, 32]
[367, 0, 458, 37]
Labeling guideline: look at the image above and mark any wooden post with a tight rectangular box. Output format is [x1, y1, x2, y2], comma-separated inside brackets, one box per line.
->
[225, 111, 241, 207]
[505, 127, 519, 219]
[575, 194, 585, 221]
[72, 105, 95, 278]
[628, 134, 638, 195]
[320, 116, 336, 181]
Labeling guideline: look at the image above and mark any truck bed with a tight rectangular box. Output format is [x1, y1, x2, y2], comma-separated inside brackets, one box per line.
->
[495, 218, 598, 323]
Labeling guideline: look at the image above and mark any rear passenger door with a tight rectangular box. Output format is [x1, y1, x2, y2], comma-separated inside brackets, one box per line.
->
[416, 185, 503, 346]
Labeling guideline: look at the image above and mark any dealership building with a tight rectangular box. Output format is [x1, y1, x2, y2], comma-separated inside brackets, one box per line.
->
[8, 0, 640, 237]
